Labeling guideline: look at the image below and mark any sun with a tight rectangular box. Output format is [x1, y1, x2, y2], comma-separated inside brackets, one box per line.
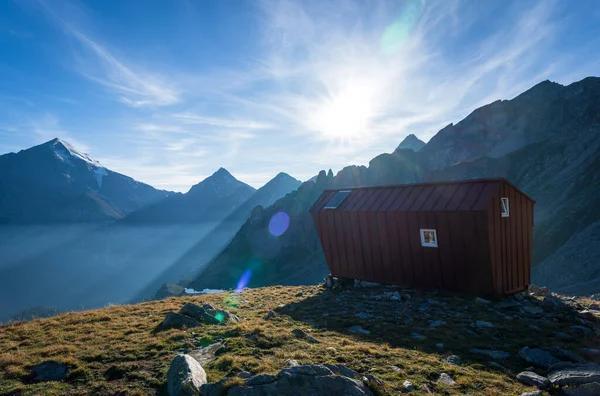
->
[311, 80, 378, 140]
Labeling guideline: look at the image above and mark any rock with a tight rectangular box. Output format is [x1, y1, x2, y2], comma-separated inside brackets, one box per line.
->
[390, 366, 401, 372]
[550, 362, 578, 372]
[160, 312, 201, 330]
[354, 280, 379, 287]
[549, 346, 587, 364]
[528, 324, 542, 331]
[383, 291, 401, 300]
[354, 312, 374, 320]
[437, 373, 455, 386]
[470, 348, 510, 360]
[245, 374, 277, 386]
[498, 300, 521, 309]
[429, 320, 446, 328]
[548, 363, 600, 387]
[571, 325, 593, 336]
[291, 329, 319, 343]
[210, 364, 373, 395]
[403, 380, 415, 391]
[167, 354, 207, 396]
[556, 331, 572, 339]
[442, 355, 464, 366]
[475, 297, 491, 304]
[519, 347, 563, 368]
[520, 392, 543, 396]
[580, 348, 600, 355]
[362, 374, 384, 387]
[238, 371, 253, 379]
[263, 310, 276, 320]
[542, 295, 571, 311]
[348, 325, 371, 335]
[323, 364, 359, 379]
[521, 306, 544, 315]
[286, 359, 299, 367]
[516, 371, 550, 389]
[489, 361, 510, 374]
[563, 382, 600, 396]
[589, 303, 600, 311]
[473, 320, 494, 329]
[188, 342, 225, 366]
[528, 284, 549, 297]
[31, 361, 68, 381]
[410, 332, 426, 341]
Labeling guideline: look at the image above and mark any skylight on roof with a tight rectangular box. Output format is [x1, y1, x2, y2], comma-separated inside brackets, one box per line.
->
[324, 190, 351, 209]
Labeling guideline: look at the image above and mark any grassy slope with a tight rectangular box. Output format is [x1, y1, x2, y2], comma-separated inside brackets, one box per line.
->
[0, 285, 597, 396]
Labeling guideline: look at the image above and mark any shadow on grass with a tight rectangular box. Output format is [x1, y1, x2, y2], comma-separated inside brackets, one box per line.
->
[274, 286, 599, 374]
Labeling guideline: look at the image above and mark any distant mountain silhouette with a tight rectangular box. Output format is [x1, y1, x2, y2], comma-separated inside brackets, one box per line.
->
[395, 134, 426, 152]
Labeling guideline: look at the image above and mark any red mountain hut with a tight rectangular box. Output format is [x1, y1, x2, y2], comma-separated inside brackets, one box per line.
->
[309, 178, 535, 297]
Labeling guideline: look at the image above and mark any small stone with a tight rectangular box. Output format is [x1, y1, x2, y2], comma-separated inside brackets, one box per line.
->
[580, 348, 600, 355]
[286, 359, 299, 367]
[473, 320, 494, 329]
[556, 331, 572, 339]
[470, 348, 510, 360]
[571, 325, 592, 336]
[348, 325, 371, 335]
[475, 297, 491, 304]
[403, 380, 415, 391]
[549, 346, 586, 364]
[436, 343, 444, 349]
[410, 332, 426, 341]
[31, 361, 68, 382]
[354, 312, 374, 319]
[529, 324, 542, 331]
[589, 303, 600, 311]
[521, 306, 544, 315]
[291, 328, 319, 343]
[542, 295, 570, 311]
[429, 320, 446, 328]
[263, 310, 276, 320]
[488, 361, 510, 374]
[516, 371, 550, 389]
[519, 347, 563, 368]
[520, 392, 543, 396]
[237, 371, 253, 378]
[401, 294, 411, 302]
[390, 366, 401, 372]
[437, 373, 455, 386]
[442, 355, 464, 366]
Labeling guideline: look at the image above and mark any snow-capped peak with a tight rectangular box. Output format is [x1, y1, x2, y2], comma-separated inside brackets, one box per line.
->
[50, 138, 102, 168]
[47, 138, 107, 189]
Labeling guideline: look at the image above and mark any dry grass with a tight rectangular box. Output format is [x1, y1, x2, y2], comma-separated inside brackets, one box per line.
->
[0, 285, 598, 395]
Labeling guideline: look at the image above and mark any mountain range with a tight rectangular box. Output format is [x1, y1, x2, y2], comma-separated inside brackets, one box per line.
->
[1, 76, 599, 321]
[0, 143, 300, 321]
[187, 77, 600, 296]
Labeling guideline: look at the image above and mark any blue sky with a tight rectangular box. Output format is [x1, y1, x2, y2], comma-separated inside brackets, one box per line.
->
[1, 0, 599, 192]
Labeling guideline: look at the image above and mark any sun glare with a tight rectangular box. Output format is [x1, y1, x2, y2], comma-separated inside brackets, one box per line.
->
[312, 80, 378, 140]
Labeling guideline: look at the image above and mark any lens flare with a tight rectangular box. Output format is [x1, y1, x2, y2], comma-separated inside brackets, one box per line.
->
[380, 0, 424, 55]
[269, 211, 290, 237]
[236, 269, 252, 293]
[214, 311, 225, 322]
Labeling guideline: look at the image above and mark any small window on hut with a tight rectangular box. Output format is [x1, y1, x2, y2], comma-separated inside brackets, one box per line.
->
[420, 229, 438, 247]
[501, 197, 509, 217]
[324, 190, 351, 209]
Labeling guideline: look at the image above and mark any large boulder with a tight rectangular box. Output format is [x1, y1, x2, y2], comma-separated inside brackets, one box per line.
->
[516, 371, 549, 389]
[168, 354, 207, 396]
[31, 361, 68, 381]
[199, 364, 373, 396]
[179, 303, 239, 325]
[519, 347, 563, 368]
[548, 363, 600, 387]
[160, 312, 201, 330]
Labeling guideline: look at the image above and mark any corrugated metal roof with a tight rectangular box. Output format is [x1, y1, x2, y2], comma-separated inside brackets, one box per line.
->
[310, 178, 531, 212]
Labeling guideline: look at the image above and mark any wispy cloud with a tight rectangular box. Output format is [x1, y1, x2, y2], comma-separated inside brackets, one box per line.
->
[35, 0, 180, 108]
[172, 113, 273, 130]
